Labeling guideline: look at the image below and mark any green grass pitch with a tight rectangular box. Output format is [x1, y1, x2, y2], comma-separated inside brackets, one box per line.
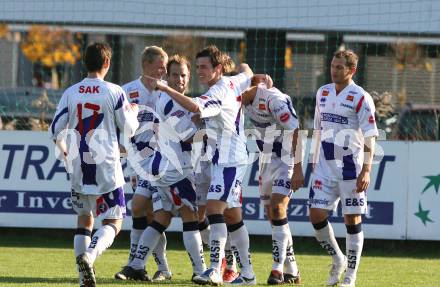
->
[0, 228, 439, 286]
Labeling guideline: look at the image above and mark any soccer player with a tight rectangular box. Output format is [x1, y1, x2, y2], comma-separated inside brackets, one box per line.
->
[115, 46, 171, 281]
[193, 75, 239, 284]
[241, 83, 304, 285]
[147, 45, 270, 286]
[124, 54, 206, 282]
[309, 50, 378, 287]
[49, 42, 139, 287]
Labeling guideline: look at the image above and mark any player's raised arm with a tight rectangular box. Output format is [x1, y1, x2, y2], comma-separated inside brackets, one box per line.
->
[147, 76, 200, 114]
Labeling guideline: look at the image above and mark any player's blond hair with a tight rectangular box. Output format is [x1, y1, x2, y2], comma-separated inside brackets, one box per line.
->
[141, 46, 168, 66]
[166, 54, 191, 75]
[334, 50, 358, 69]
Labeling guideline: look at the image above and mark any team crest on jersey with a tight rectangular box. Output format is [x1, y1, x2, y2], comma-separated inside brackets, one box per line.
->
[258, 103, 266, 110]
[313, 180, 323, 190]
[346, 95, 354, 102]
[200, 95, 209, 100]
[280, 112, 290, 122]
[129, 91, 139, 99]
[368, 115, 375, 123]
[322, 90, 329, 96]
[229, 81, 234, 89]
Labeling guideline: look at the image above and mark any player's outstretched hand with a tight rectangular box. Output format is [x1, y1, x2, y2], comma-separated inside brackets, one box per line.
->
[291, 166, 305, 192]
[130, 102, 139, 114]
[356, 170, 370, 192]
[143, 75, 167, 91]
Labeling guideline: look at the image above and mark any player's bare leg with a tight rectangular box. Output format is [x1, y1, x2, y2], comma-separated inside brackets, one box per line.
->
[310, 208, 346, 286]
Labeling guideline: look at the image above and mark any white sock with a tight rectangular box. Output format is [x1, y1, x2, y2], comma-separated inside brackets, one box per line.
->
[129, 222, 164, 270]
[229, 222, 254, 278]
[345, 228, 364, 280]
[86, 224, 116, 264]
[225, 236, 237, 272]
[314, 221, 345, 263]
[199, 219, 211, 247]
[284, 231, 299, 276]
[128, 228, 143, 264]
[183, 222, 206, 275]
[153, 233, 170, 272]
[271, 219, 290, 272]
[208, 215, 227, 275]
[74, 231, 91, 286]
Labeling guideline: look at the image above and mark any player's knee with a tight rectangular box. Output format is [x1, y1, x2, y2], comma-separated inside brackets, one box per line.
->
[180, 207, 198, 222]
[309, 208, 328, 224]
[344, 214, 361, 226]
[130, 197, 148, 217]
[224, 207, 242, 225]
[153, 210, 172, 227]
[270, 203, 287, 219]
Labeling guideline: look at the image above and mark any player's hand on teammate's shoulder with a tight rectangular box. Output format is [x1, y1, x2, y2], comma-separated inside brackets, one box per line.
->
[128, 102, 139, 114]
[250, 74, 273, 88]
[356, 170, 370, 193]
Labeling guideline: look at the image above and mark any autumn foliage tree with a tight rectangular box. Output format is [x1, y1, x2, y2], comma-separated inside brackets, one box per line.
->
[21, 25, 81, 89]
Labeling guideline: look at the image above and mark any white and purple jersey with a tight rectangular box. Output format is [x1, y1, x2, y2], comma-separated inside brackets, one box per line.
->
[49, 78, 139, 195]
[122, 78, 163, 154]
[143, 92, 197, 186]
[193, 73, 251, 166]
[314, 81, 379, 181]
[244, 84, 299, 157]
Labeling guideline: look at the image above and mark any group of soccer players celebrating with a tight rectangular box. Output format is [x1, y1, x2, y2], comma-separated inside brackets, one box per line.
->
[50, 42, 378, 287]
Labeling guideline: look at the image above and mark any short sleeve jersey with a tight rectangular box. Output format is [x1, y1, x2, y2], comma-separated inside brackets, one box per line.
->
[314, 81, 379, 180]
[49, 78, 139, 195]
[192, 73, 251, 166]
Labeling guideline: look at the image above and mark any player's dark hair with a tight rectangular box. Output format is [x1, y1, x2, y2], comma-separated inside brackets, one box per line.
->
[196, 45, 235, 74]
[333, 49, 358, 69]
[84, 42, 112, 72]
[167, 54, 191, 75]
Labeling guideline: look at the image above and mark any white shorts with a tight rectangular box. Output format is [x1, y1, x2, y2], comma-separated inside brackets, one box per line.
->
[152, 177, 198, 216]
[135, 177, 155, 199]
[195, 160, 211, 206]
[259, 153, 294, 205]
[71, 187, 126, 220]
[207, 164, 247, 208]
[308, 173, 367, 215]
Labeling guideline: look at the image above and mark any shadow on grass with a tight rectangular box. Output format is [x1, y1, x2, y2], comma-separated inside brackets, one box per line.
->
[0, 276, 192, 285]
[1, 227, 440, 260]
[0, 276, 77, 284]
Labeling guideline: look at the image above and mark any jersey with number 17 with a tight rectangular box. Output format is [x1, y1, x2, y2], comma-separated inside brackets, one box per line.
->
[49, 78, 139, 195]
